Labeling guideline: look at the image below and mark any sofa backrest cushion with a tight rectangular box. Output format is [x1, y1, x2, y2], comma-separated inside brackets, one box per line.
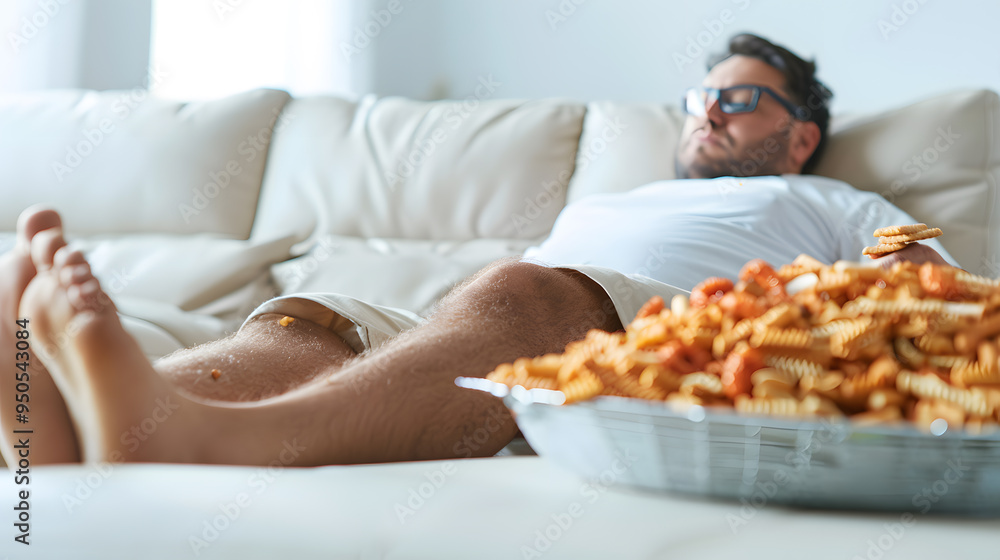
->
[566, 90, 1000, 274]
[251, 95, 586, 250]
[811, 89, 999, 275]
[0, 88, 290, 238]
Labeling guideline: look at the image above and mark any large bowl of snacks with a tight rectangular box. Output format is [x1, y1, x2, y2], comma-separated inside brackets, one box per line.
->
[461, 253, 1000, 513]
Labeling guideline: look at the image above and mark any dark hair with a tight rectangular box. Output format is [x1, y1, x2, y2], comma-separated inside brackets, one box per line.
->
[708, 33, 833, 174]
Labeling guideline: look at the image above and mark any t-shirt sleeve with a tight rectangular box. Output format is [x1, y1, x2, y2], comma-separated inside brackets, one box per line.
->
[834, 189, 960, 267]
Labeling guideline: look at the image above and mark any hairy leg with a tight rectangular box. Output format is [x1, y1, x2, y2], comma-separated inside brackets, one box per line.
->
[154, 313, 357, 403]
[30, 219, 619, 465]
[324, 261, 624, 462]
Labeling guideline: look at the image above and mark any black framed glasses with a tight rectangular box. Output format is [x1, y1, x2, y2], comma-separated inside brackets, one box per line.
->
[682, 85, 808, 120]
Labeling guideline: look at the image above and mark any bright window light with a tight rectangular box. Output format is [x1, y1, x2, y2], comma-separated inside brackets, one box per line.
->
[150, 0, 354, 100]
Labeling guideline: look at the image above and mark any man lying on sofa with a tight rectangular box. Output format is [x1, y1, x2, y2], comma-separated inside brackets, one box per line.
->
[0, 33, 954, 466]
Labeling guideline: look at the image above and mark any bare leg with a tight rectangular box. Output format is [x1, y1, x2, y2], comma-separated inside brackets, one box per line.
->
[154, 313, 357, 403]
[0, 207, 81, 465]
[25, 219, 620, 464]
[1, 208, 362, 465]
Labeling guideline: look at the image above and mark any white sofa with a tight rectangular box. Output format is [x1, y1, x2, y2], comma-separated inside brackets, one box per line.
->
[1, 88, 999, 558]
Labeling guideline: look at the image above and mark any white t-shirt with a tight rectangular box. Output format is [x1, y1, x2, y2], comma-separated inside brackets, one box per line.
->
[523, 175, 957, 291]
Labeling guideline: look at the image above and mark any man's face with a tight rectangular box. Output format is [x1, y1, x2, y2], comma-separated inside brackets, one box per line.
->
[674, 55, 807, 179]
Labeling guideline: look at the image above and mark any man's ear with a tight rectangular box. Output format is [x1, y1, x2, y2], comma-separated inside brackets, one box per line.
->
[788, 121, 821, 173]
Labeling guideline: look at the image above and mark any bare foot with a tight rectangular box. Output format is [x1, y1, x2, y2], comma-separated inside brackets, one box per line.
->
[19, 217, 206, 463]
[0, 207, 81, 465]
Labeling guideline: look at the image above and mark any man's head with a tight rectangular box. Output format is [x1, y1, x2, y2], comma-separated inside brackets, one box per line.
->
[674, 33, 833, 180]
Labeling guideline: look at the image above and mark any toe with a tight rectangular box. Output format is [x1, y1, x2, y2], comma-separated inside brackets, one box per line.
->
[30, 228, 67, 270]
[67, 278, 102, 311]
[59, 264, 93, 287]
[16, 205, 62, 252]
[53, 246, 87, 269]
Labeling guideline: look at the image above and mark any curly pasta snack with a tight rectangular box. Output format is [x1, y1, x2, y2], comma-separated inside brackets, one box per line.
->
[486, 257, 1000, 433]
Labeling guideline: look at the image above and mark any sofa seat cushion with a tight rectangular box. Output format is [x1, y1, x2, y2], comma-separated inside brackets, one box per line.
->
[270, 236, 534, 315]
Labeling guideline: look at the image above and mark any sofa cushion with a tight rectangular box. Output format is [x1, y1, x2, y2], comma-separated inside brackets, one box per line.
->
[812, 89, 999, 275]
[566, 90, 1000, 274]
[251, 95, 586, 251]
[270, 236, 533, 315]
[565, 102, 685, 205]
[0, 88, 291, 238]
[71, 234, 295, 314]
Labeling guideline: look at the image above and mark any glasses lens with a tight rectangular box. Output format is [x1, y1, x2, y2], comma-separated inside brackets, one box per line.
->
[683, 89, 705, 115]
[719, 88, 755, 113]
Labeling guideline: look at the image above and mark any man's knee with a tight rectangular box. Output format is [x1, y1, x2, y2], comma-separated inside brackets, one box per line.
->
[460, 261, 621, 332]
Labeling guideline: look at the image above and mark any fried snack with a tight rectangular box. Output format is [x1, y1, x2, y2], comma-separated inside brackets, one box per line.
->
[279, 316, 296, 327]
[879, 227, 942, 245]
[864, 224, 943, 259]
[485, 257, 1000, 432]
[874, 224, 927, 237]
[863, 242, 909, 256]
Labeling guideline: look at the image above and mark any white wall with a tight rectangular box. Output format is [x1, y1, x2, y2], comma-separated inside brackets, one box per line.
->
[0, 0, 151, 93]
[3, 0, 996, 114]
[366, 0, 1000, 113]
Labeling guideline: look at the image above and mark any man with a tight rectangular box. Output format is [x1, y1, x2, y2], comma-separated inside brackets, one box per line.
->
[0, 34, 952, 467]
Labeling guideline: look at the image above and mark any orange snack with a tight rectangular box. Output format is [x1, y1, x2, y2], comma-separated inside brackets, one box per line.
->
[864, 224, 942, 259]
[689, 277, 733, 309]
[486, 257, 1000, 432]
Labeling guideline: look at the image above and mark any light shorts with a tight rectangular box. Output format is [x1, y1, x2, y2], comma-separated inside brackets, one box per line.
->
[242, 262, 689, 354]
